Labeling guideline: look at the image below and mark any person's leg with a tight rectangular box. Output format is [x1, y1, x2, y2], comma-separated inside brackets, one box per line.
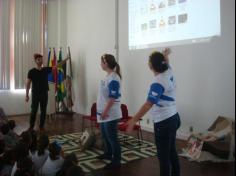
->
[39, 93, 48, 129]
[154, 119, 172, 176]
[98, 122, 112, 159]
[170, 114, 181, 176]
[30, 95, 39, 129]
[104, 120, 121, 166]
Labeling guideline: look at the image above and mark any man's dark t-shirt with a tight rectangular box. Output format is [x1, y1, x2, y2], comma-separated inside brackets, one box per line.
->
[27, 67, 52, 95]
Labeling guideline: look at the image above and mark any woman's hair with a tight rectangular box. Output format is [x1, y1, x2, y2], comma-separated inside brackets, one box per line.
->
[149, 51, 169, 73]
[37, 134, 49, 156]
[101, 54, 122, 79]
[49, 141, 62, 160]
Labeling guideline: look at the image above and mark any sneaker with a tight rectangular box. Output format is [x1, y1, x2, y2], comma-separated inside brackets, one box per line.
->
[103, 163, 121, 170]
[96, 154, 112, 160]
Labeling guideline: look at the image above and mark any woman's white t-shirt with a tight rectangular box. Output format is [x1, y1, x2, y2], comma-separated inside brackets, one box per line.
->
[97, 72, 122, 123]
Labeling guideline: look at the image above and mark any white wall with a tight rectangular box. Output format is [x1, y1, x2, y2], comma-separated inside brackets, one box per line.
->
[0, 90, 30, 115]
[67, 0, 116, 114]
[119, 0, 235, 132]
[47, 0, 67, 114]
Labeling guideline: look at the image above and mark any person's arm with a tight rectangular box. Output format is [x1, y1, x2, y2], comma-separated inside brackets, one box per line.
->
[162, 48, 171, 65]
[25, 78, 32, 102]
[56, 57, 70, 67]
[127, 101, 153, 132]
[101, 98, 116, 120]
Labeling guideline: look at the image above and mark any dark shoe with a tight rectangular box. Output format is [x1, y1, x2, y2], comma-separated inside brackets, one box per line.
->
[103, 163, 121, 170]
[96, 154, 112, 160]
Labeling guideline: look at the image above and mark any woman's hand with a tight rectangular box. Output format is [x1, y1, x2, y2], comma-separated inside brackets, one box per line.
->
[101, 112, 109, 120]
[126, 118, 136, 133]
[162, 48, 171, 57]
[25, 95, 29, 102]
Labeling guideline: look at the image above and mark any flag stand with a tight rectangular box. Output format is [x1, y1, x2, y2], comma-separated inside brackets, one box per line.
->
[47, 47, 74, 117]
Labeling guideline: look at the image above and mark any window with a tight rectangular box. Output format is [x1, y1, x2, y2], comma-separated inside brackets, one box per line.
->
[0, 0, 47, 90]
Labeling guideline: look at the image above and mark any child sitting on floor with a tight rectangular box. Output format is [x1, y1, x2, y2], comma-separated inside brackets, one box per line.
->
[40, 141, 64, 176]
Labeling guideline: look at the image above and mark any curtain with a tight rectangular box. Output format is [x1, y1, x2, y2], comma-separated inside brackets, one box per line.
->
[0, 0, 10, 90]
[14, 0, 42, 89]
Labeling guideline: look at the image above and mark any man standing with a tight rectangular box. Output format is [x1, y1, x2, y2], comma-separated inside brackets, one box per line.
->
[25, 53, 67, 132]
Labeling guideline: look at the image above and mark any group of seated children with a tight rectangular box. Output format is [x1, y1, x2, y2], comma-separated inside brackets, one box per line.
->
[0, 118, 85, 176]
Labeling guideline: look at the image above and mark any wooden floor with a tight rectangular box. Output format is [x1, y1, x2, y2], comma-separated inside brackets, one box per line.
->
[9, 114, 235, 176]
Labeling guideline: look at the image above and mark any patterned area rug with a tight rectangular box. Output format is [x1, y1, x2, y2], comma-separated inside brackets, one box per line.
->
[49, 132, 157, 173]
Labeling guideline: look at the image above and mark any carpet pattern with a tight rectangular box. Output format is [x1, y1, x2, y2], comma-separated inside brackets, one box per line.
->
[49, 132, 157, 173]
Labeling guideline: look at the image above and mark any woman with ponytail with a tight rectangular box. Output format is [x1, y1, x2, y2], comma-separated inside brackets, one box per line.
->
[127, 48, 181, 176]
[96, 54, 122, 170]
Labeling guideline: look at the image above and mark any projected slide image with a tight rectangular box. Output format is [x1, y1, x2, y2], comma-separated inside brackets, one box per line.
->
[150, 20, 157, 29]
[141, 23, 148, 31]
[178, 0, 187, 4]
[168, 16, 176, 25]
[129, 0, 221, 49]
[158, 1, 166, 9]
[168, 0, 176, 6]
[150, 3, 157, 12]
[178, 14, 188, 24]
[159, 18, 166, 28]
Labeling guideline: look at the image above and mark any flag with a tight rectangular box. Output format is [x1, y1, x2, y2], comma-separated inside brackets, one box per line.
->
[56, 48, 66, 102]
[65, 47, 73, 109]
[48, 48, 58, 92]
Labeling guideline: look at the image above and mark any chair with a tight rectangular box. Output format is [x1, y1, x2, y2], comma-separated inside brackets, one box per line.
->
[118, 104, 143, 146]
[81, 103, 98, 132]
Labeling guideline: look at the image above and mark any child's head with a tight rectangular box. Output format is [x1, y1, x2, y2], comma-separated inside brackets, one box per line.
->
[101, 54, 122, 79]
[20, 131, 32, 148]
[149, 51, 169, 73]
[1, 123, 10, 135]
[37, 134, 49, 156]
[57, 153, 78, 176]
[62, 153, 78, 169]
[49, 141, 62, 160]
[8, 120, 16, 130]
[14, 142, 29, 162]
[65, 152, 78, 164]
[66, 165, 85, 176]
[14, 157, 34, 176]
